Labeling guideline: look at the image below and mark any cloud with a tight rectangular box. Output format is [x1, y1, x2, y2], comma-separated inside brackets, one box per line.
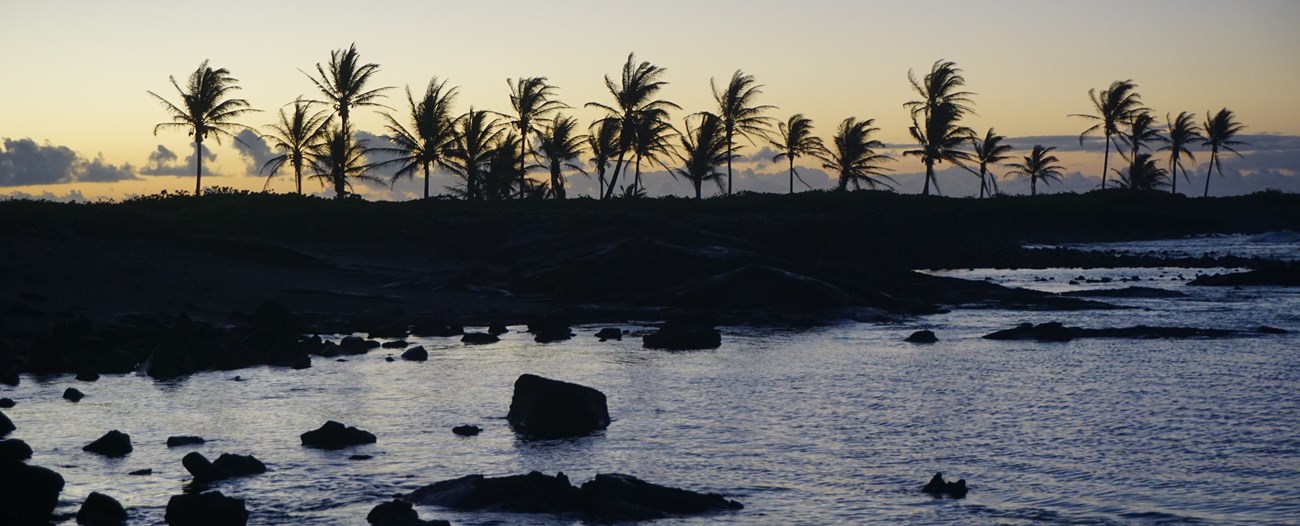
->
[233, 129, 276, 175]
[0, 138, 137, 187]
[139, 143, 217, 176]
[2, 188, 90, 202]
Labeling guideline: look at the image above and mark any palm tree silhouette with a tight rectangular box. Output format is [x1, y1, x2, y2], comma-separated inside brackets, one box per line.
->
[308, 126, 380, 199]
[966, 128, 1013, 198]
[486, 133, 525, 200]
[711, 70, 775, 195]
[1072, 80, 1143, 189]
[673, 112, 729, 199]
[1120, 112, 1165, 165]
[1006, 145, 1064, 196]
[1117, 152, 1168, 191]
[507, 77, 566, 197]
[260, 97, 332, 195]
[628, 110, 677, 193]
[148, 60, 256, 195]
[905, 60, 975, 196]
[447, 108, 504, 201]
[1158, 111, 1203, 195]
[375, 77, 459, 199]
[1201, 108, 1248, 197]
[305, 44, 391, 139]
[587, 53, 680, 199]
[535, 114, 587, 199]
[817, 118, 895, 191]
[770, 114, 825, 194]
[586, 118, 621, 198]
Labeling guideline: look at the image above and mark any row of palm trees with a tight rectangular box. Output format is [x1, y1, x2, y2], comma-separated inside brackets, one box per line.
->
[148, 48, 1249, 200]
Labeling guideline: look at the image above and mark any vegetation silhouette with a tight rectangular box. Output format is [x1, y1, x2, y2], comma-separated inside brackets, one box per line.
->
[1201, 108, 1248, 197]
[905, 60, 975, 196]
[770, 114, 826, 194]
[1006, 145, 1064, 196]
[535, 114, 587, 199]
[818, 118, 895, 191]
[1073, 80, 1144, 190]
[260, 97, 332, 195]
[148, 60, 257, 194]
[1159, 112, 1203, 195]
[375, 77, 459, 199]
[673, 112, 729, 199]
[587, 53, 680, 199]
[308, 126, 379, 199]
[585, 119, 620, 198]
[967, 128, 1013, 198]
[627, 107, 678, 193]
[507, 77, 566, 197]
[304, 44, 391, 139]
[1117, 152, 1169, 191]
[447, 108, 505, 201]
[711, 70, 775, 195]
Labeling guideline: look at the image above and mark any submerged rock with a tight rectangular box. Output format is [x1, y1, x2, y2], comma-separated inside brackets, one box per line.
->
[460, 332, 499, 345]
[400, 346, 428, 361]
[0, 461, 64, 526]
[921, 472, 968, 498]
[488, 322, 509, 335]
[507, 374, 609, 438]
[452, 425, 481, 437]
[301, 421, 376, 450]
[1188, 268, 1300, 287]
[164, 490, 247, 526]
[75, 371, 101, 382]
[580, 473, 744, 522]
[380, 340, 409, 349]
[64, 387, 85, 402]
[0, 398, 13, 408]
[594, 328, 623, 341]
[904, 330, 938, 343]
[83, 430, 132, 457]
[366, 499, 450, 526]
[76, 491, 127, 525]
[1257, 325, 1290, 334]
[1059, 286, 1188, 298]
[642, 319, 721, 350]
[167, 436, 206, 448]
[984, 322, 1242, 342]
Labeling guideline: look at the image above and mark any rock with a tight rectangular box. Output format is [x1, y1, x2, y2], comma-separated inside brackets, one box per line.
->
[921, 472, 967, 498]
[290, 354, 311, 370]
[984, 322, 1242, 342]
[300, 421, 376, 449]
[904, 330, 938, 343]
[167, 436, 206, 448]
[0, 398, 13, 408]
[1257, 325, 1290, 334]
[1188, 268, 1300, 287]
[594, 328, 623, 341]
[580, 473, 744, 522]
[83, 430, 132, 457]
[406, 471, 582, 513]
[506, 374, 609, 438]
[128, 469, 152, 476]
[384, 356, 395, 362]
[410, 321, 463, 338]
[488, 322, 509, 335]
[76, 491, 127, 525]
[643, 319, 722, 350]
[982, 322, 1074, 342]
[0, 410, 13, 437]
[349, 454, 373, 461]
[0, 438, 33, 462]
[339, 336, 381, 355]
[460, 332, 499, 345]
[528, 315, 574, 343]
[76, 371, 101, 382]
[452, 425, 481, 437]
[0, 461, 64, 525]
[164, 491, 248, 526]
[184, 452, 265, 482]
[668, 265, 854, 310]
[400, 346, 428, 361]
[381, 340, 408, 349]
[366, 499, 450, 526]
[64, 387, 86, 402]
[1059, 286, 1188, 298]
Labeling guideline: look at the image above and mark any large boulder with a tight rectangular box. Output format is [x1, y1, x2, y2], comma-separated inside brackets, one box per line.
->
[642, 319, 721, 350]
[164, 491, 248, 525]
[83, 430, 132, 457]
[506, 374, 609, 438]
[0, 461, 65, 526]
[400, 346, 428, 362]
[366, 499, 450, 526]
[0, 439, 33, 462]
[904, 330, 938, 343]
[580, 473, 744, 522]
[64, 387, 86, 402]
[405, 471, 582, 513]
[0, 410, 13, 437]
[183, 452, 266, 482]
[300, 421, 376, 450]
[76, 491, 128, 525]
[338, 336, 381, 355]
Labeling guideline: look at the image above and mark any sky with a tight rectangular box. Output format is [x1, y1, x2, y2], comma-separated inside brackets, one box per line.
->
[2, 0, 1299, 200]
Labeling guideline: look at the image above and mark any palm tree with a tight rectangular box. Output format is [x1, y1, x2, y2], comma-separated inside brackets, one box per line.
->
[1072, 80, 1143, 189]
[673, 112, 729, 199]
[485, 133, 525, 200]
[305, 44, 391, 138]
[1158, 111, 1203, 195]
[307, 126, 380, 199]
[711, 70, 775, 195]
[148, 60, 256, 194]
[447, 108, 504, 201]
[535, 115, 587, 199]
[966, 128, 1014, 198]
[1121, 112, 1166, 165]
[1117, 152, 1168, 191]
[587, 53, 680, 199]
[769, 113, 825, 194]
[817, 117, 895, 191]
[507, 77, 567, 197]
[1006, 145, 1064, 196]
[375, 77, 458, 199]
[1201, 108, 1248, 197]
[628, 110, 677, 193]
[586, 118, 621, 197]
[905, 60, 975, 196]
[259, 97, 332, 195]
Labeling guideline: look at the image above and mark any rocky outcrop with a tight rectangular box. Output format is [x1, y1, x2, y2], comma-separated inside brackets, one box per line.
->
[300, 421, 376, 449]
[400, 346, 428, 361]
[0, 460, 64, 526]
[0, 410, 13, 437]
[643, 319, 722, 350]
[183, 452, 266, 482]
[76, 491, 128, 525]
[984, 322, 1241, 342]
[1060, 286, 1188, 298]
[905, 330, 938, 343]
[83, 430, 132, 457]
[580, 473, 744, 522]
[1189, 268, 1300, 287]
[460, 333, 499, 345]
[507, 374, 609, 438]
[366, 499, 450, 526]
[528, 315, 574, 343]
[922, 472, 968, 498]
[0, 439, 33, 462]
[338, 336, 381, 355]
[594, 328, 622, 341]
[164, 491, 248, 525]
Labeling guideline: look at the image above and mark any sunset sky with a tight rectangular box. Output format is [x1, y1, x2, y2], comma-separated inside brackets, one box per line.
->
[2, 0, 1298, 199]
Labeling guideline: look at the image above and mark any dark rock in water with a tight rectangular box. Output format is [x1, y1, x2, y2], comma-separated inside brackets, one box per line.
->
[488, 322, 509, 335]
[983, 322, 1074, 342]
[76, 491, 127, 525]
[164, 490, 248, 526]
[184, 452, 266, 481]
[984, 322, 1242, 342]
[384, 356, 395, 362]
[1257, 325, 1289, 334]
[167, 436, 206, 448]
[507, 374, 610, 438]
[76, 370, 101, 382]
[83, 430, 132, 457]
[452, 425, 481, 437]
[921, 472, 967, 498]
[667, 265, 854, 311]
[0, 438, 33, 462]
[1189, 268, 1300, 287]
[381, 340, 408, 349]
[528, 315, 574, 343]
[580, 473, 744, 522]
[905, 330, 938, 344]
[339, 336, 381, 355]
[406, 471, 582, 513]
[290, 354, 311, 370]
[460, 332, 499, 345]
[0, 410, 13, 437]
[400, 346, 428, 361]
[366, 499, 450, 526]
[1060, 286, 1188, 298]
[128, 469, 152, 476]
[595, 328, 623, 341]
[410, 320, 464, 338]
[349, 454, 373, 461]
[0, 398, 13, 408]
[0, 461, 64, 525]
[643, 319, 721, 350]
[64, 387, 86, 402]
[301, 420, 377, 449]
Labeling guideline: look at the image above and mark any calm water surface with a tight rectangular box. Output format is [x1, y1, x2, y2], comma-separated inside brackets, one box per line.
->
[3, 239, 1298, 525]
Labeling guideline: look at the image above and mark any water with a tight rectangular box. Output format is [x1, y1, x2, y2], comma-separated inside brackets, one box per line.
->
[1024, 231, 1300, 262]
[4, 238, 1299, 525]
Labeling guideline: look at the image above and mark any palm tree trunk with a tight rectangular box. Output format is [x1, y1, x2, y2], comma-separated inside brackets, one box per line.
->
[1100, 134, 1111, 189]
[518, 124, 528, 199]
[1169, 158, 1178, 195]
[726, 129, 734, 196]
[1031, 177, 1037, 196]
[604, 151, 627, 200]
[922, 159, 934, 196]
[634, 156, 643, 193]
[695, 178, 702, 199]
[551, 162, 564, 200]
[423, 163, 431, 200]
[788, 158, 795, 194]
[979, 166, 987, 198]
[194, 138, 203, 195]
[294, 160, 303, 195]
[1203, 152, 1216, 198]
